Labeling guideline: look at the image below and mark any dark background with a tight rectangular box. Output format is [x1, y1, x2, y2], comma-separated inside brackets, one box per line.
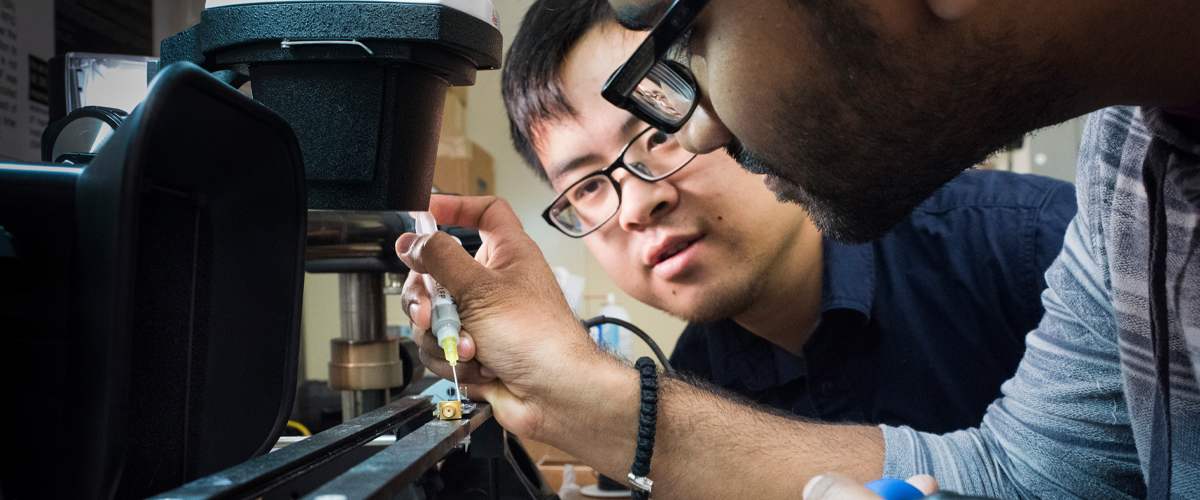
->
[56, 0, 153, 55]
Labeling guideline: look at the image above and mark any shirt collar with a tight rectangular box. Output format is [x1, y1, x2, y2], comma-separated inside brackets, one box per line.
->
[704, 319, 807, 390]
[820, 238, 876, 318]
[702, 239, 876, 391]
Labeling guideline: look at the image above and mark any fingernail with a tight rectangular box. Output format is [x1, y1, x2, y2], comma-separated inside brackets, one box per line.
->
[408, 303, 419, 320]
[396, 233, 417, 255]
[803, 475, 825, 499]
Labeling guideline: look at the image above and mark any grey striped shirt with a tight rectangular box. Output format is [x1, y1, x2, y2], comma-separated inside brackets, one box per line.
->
[882, 106, 1200, 499]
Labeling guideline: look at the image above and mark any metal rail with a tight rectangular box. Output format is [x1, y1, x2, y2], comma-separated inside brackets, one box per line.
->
[300, 404, 494, 500]
[148, 396, 435, 500]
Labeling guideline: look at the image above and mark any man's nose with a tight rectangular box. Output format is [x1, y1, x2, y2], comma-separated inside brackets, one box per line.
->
[613, 170, 678, 231]
[674, 98, 733, 155]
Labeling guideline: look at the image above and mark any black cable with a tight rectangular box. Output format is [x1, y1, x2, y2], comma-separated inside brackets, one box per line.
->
[583, 316, 675, 375]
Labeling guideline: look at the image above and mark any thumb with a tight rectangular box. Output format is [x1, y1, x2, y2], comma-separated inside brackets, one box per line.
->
[906, 475, 938, 496]
[396, 231, 487, 294]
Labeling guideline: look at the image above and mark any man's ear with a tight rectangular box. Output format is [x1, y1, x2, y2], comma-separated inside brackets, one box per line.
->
[925, 0, 978, 21]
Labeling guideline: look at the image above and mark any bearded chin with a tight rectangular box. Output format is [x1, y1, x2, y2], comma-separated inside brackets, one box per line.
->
[725, 137, 953, 244]
[788, 177, 941, 244]
[725, 139, 781, 177]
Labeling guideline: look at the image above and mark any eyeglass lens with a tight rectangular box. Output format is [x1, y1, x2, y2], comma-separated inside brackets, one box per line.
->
[549, 130, 695, 236]
[630, 63, 695, 127]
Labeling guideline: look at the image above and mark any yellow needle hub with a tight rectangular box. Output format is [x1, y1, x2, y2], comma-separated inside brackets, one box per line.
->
[442, 337, 459, 366]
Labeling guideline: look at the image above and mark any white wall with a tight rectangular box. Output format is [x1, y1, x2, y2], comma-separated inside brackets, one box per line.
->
[1027, 117, 1086, 183]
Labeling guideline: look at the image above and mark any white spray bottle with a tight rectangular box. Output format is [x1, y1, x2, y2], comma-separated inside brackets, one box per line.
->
[597, 293, 632, 359]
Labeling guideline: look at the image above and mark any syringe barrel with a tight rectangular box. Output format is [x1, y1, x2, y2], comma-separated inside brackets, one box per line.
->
[432, 300, 461, 343]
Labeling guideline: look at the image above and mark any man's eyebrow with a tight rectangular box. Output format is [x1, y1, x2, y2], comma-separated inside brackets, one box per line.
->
[549, 153, 604, 182]
[548, 117, 644, 181]
[612, 1, 668, 30]
[618, 116, 644, 137]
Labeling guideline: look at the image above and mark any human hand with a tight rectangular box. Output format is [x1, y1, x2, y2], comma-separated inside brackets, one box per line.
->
[401, 267, 491, 381]
[803, 474, 938, 500]
[396, 195, 612, 440]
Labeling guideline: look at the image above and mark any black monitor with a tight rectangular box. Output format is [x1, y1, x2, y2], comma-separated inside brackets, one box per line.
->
[0, 62, 306, 500]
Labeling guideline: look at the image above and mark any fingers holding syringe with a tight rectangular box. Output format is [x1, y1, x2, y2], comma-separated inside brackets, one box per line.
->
[412, 320, 477, 362]
[416, 330, 495, 385]
[402, 262, 480, 365]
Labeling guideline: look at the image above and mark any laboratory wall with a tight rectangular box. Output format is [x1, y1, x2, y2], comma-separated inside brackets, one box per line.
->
[1027, 117, 1086, 183]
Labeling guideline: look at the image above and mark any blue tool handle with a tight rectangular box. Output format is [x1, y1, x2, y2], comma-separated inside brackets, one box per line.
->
[864, 478, 925, 500]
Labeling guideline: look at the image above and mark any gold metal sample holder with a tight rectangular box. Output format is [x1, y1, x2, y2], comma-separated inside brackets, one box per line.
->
[437, 400, 463, 420]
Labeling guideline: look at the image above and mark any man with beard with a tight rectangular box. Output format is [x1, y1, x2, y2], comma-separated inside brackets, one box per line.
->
[396, 0, 1200, 498]
[499, 0, 1075, 437]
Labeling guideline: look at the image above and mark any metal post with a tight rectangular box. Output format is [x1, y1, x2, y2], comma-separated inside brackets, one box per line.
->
[337, 272, 391, 421]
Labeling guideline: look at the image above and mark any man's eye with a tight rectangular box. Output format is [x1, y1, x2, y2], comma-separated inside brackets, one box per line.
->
[569, 177, 608, 202]
[648, 131, 669, 148]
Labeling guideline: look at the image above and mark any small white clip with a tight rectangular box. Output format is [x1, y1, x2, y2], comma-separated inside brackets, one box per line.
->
[627, 473, 653, 492]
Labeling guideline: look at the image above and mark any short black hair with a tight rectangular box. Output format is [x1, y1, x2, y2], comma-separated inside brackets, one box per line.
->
[502, 0, 617, 181]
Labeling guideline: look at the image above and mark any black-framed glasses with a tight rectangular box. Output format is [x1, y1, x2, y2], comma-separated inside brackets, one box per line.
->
[601, 0, 711, 133]
[543, 127, 698, 237]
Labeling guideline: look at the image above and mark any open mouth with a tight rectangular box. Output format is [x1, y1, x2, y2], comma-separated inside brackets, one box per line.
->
[649, 235, 703, 268]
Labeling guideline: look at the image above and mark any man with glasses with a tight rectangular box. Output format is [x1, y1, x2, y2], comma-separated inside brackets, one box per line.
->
[398, 0, 1200, 498]
[507, 0, 1074, 439]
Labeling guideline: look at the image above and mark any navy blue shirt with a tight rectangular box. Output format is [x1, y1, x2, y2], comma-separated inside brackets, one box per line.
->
[669, 169, 1077, 434]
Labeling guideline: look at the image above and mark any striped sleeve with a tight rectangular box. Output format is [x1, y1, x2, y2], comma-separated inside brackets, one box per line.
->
[880, 110, 1146, 500]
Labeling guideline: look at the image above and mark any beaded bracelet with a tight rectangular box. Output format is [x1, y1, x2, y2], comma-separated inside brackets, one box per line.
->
[629, 357, 658, 499]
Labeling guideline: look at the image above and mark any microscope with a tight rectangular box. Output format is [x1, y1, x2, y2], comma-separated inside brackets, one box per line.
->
[0, 1, 530, 499]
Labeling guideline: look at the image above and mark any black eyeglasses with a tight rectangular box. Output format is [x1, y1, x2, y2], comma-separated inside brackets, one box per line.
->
[543, 127, 698, 237]
[601, 0, 711, 133]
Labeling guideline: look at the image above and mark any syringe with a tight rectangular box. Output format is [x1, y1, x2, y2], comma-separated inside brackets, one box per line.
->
[410, 211, 462, 401]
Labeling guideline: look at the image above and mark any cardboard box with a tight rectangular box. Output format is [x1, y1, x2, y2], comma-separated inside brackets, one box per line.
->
[432, 138, 494, 196]
[467, 142, 494, 196]
[433, 86, 490, 196]
[440, 90, 467, 138]
[520, 437, 581, 465]
[517, 437, 599, 493]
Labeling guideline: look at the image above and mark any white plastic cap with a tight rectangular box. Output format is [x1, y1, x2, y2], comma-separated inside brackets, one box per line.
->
[607, 293, 616, 305]
[409, 211, 438, 235]
[203, 0, 500, 29]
